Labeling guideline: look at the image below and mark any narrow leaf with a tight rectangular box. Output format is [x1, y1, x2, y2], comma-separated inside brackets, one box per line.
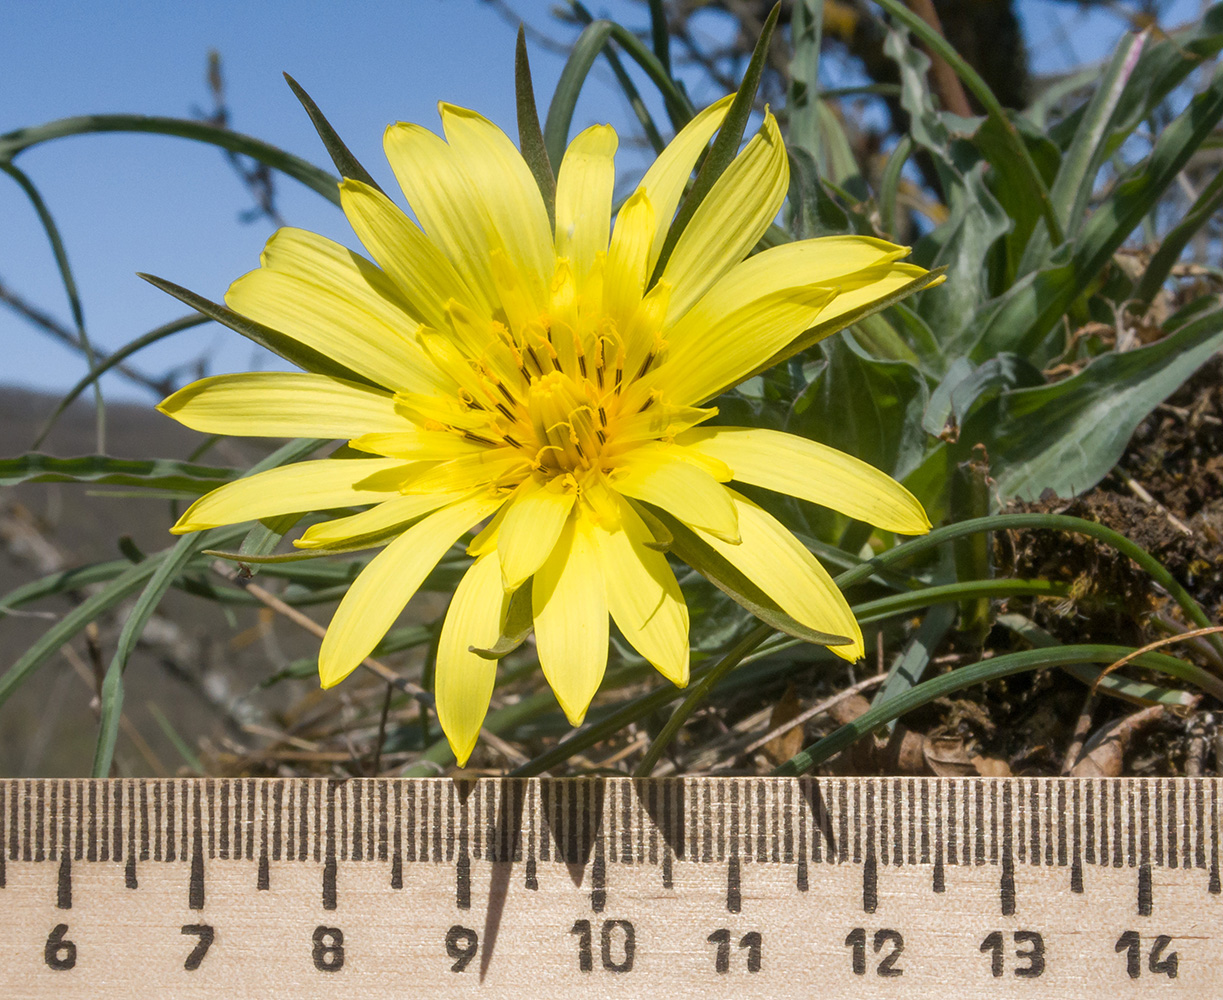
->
[787, 0, 824, 160]
[90, 438, 324, 776]
[774, 645, 1221, 775]
[283, 73, 384, 194]
[966, 306, 1223, 501]
[649, 2, 781, 285]
[544, 17, 692, 171]
[137, 273, 383, 389]
[515, 26, 556, 229]
[1134, 166, 1223, 307]
[972, 61, 1223, 361]
[0, 114, 341, 204]
[0, 453, 237, 493]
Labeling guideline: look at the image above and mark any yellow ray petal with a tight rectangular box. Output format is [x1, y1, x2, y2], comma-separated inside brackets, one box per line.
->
[171, 458, 409, 533]
[384, 120, 500, 314]
[611, 447, 739, 542]
[318, 492, 505, 688]
[441, 104, 556, 314]
[436, 552, 510, 767]
[692, 490, 864, 660]
[249, 228, 448, 395]
[339, 179, 485, 328]
[401, 450, 530, 495]
[496, 476, 577, 589]
[532, 518, 608, 725]
[554, 124, 617, 288]
[347, 431, 486, 461]
[603, 190, 655, 333]
[669, 236, 909, 332]
[295, 491, 466, 550]
[660, 112, 789, 322]
[651, 285, 837, 407]
[679, 427, 931, 534]
[158, 373, 404, 439]
[592, 494, 689, 685]
[226, 267, 435, 395]
[791, 262, 932, 334]
[636, 94, 734, 274]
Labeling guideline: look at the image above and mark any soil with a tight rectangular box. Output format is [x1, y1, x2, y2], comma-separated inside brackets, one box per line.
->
[892, 357, 1223, 781]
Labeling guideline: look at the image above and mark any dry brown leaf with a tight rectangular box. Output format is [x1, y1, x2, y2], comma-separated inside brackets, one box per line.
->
[1069, 705, 1168, 777]
[922, 734, 978, 776]
[971, 755, 1012, 777]
[761, 684, 806, 767]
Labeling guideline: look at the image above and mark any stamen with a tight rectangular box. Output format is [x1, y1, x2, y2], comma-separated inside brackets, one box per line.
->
[496, 403, 515, 422]
[525, 345, 544, 375]
[597, 406, 607, 426]
[464, 430, 498, 445]
[636, 350, 656, 381]
[503, 435, 523, 449]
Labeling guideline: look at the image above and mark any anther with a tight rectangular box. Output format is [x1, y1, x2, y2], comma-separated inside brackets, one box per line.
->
[636, 351, 656, 381]
[525, 346, 544, 375]
[496, 403, 515, 422]
[463, 431, 497, 445]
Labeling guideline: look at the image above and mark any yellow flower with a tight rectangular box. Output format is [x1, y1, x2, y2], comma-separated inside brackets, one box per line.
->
[157, 97, 932, 765]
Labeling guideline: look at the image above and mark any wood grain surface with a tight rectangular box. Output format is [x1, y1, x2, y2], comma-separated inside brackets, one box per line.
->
[1, 777, 1220, 997]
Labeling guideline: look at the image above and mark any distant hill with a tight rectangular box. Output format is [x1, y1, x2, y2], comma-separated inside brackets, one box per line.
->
[0, 386, 317, 777]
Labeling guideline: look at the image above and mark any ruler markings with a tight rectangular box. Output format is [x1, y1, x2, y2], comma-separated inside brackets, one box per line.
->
[1154, 779, 1163, 870]
[1072, 781, 1084, 893]
[45, 782, 56, 867]
[1001, 782, 1016, 916]
[391, 784, 403, 888]
[58, 783, 70, 903]
[125, 781, 137, 887]
[4, 778, 1222, 900]
[933, 779, 944, 891]
[1171, 780, 1180, 869]
[0, 782, 7, 886]
[1043, 780, 1052, 866]
[23, 779, 33, 863]
[1056, 781, 1066, 867]
[5, 777, 1223, 996]
[1196, 779, 1206, 870]
[162, 781, 172, 863]
[945, 781, 956, 866]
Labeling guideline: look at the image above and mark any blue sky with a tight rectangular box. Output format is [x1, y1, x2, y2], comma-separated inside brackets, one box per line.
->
[1, 0, 1198, 409]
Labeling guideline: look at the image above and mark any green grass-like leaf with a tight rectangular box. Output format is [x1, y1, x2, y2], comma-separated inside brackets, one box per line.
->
[0, 114, 341, 204]
[0, 454, 237, 493]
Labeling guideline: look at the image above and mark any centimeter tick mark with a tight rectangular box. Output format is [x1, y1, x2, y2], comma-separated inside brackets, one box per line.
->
[57, 855, 71, 909]
[726, 856, 741, 914]
[456, 853, 471, 910]
[189, 784, 205, 911]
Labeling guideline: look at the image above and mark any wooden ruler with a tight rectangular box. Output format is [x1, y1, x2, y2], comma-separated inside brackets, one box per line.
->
[1, 777, 1220, 997]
